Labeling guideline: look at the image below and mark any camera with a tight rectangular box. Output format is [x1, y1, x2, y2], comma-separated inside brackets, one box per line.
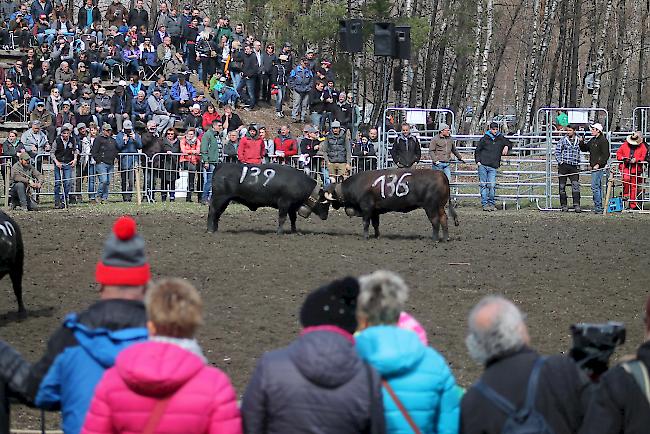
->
[570, 321, 626, 381]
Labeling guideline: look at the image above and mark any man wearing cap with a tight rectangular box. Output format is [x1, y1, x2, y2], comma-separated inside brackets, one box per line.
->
[429, 123, 464, 181]
[51, 123, 78, 208]
[579, 122, 609, 213]
[55, 100, 77, 134]
[241, 277, 384, 434]
[321, 120, 351, 182]
[92, 123, 119, 203]
[106, 0, 128, 28]
[0, 216, 150, 434]
[147, 87, 173, 135]
[21, 120, 49, 159]
[170, 72, 198, 115]
[475, 122, 511, 211]
[9, 152, 42, 210]
[29, 100, 55, 142]
[615, 131, 647, 210]
[183, 103, 203, 133]
[288, 57, 313, 123]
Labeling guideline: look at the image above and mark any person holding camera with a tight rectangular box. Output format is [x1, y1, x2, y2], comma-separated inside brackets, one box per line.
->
[579, 296, 650, 433]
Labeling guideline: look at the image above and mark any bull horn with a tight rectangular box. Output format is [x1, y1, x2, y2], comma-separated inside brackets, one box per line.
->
[324, 192, 335, 201]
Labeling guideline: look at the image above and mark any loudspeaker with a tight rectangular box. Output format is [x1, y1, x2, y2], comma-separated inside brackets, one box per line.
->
[339, 19, 363, 53]
[374, 22, 395, 57]
[394, 25, 411, 60]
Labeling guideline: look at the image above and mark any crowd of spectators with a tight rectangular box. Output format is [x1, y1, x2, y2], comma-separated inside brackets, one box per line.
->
[0, 215, 649, 434]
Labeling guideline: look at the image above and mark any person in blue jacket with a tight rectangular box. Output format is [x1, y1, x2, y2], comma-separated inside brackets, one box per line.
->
[0, 216, 150, 434]
[355, 270, 461, 434]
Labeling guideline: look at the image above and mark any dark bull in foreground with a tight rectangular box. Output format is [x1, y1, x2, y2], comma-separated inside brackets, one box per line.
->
[207, 163, 330, 233]
[0, 210, 25, 315]
[325, 169, 459, 241]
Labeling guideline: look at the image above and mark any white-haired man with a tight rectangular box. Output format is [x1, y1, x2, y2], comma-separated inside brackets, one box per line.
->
[461, 296, 590, 434]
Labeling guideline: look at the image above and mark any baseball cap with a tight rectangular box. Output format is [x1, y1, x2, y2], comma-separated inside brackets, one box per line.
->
[123, 120, 133, 129]
[305, 125, 318, 133]
[331, 121, 341, 128]
[19, 152, 30, 161]
[118, 80, 127, 87]
[191, 104, 201, 110]
[77, 122, 87, 129]
[590, 123, 604, 132]
[36, 100, 45, 106]
[102, 123, 113, 131]
[440, 123, 450, 130]
[60, 123, 73, 132]
[62, 100, 72, 106]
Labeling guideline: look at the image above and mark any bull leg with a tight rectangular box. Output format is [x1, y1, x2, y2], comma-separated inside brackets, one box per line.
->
[10, 255, 25, 315]
[439, 207, 449, 242]
[277, 207, 289, 235]
[425, 207, 441, 242]
[288, 209, 297, 233]
[371, 213, 380, 238]
[362, 214, 371, 240]
[207, 197, 231, 233]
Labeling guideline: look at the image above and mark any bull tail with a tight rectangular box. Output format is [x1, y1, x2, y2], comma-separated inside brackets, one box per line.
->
[448, 195, 459, 226]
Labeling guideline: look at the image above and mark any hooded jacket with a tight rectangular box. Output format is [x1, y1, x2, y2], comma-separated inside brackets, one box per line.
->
[356, 326, 460, 434]
[81, 341, 242, 434]
[475, 131, 511, 169]
[237, 133, 265, 164]
[390, 134, 421, 168]
[241, 329, 385, 434]
[0, 300, 148, 434]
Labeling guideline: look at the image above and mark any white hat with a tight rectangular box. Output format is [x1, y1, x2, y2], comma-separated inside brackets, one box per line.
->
[118, 80, 127, 87]
[590, 123, 604, 132]
[123, 120, 133, 129]
[191, 104, 201, 110]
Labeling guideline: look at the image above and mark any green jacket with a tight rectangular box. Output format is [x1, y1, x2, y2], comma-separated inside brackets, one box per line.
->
[201, 129, 224, 163]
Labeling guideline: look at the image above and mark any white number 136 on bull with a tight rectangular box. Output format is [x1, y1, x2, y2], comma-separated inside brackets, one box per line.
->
[240, 166, 276, 186]
[372, 173, 411, 198]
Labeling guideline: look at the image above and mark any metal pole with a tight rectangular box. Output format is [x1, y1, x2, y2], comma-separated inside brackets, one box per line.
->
[4, 162, 9, 208]
[135, 161, 142, 206]
[603, 167, 614, 215]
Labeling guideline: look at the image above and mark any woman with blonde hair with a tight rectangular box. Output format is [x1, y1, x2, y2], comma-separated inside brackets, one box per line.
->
[82, 278, 242, 434]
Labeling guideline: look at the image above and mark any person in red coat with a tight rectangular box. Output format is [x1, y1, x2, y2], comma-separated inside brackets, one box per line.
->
[273, 124, 297, 164]
[81, 278, 242, 434]
[238, 125, 265, 164]
[616, 132, 648, 209]
[202, 103, 221, 131]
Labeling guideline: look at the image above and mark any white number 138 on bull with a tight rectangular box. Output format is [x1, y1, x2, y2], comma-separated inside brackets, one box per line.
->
[239, 166, 276, 187]
[372, 172, 411, 198]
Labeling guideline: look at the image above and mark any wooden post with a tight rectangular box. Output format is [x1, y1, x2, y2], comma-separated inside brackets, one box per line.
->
[135, 162, 142, 206]
[603, 167, 614, 216]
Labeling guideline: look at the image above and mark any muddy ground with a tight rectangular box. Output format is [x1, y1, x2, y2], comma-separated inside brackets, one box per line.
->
[1, 204, 649, 430]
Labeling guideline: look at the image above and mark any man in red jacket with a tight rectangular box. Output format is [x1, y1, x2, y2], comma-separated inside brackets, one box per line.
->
[273, 124, 297, 163]
[238, 125, 265, 164]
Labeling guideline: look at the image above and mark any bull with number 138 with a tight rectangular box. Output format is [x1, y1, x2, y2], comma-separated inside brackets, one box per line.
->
[324, 169, 459, 241]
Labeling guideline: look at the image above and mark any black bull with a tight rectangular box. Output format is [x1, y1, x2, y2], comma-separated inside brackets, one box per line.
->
[0, 210, 25, 315]
[207, 163, 329, 233]
[325, 169, 459, 241]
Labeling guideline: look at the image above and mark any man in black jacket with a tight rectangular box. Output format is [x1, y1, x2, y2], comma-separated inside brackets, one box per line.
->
[0, 216, 150, 434]
[474, 122, 511, 211]
[579, 296, 650, 434]
[241, 277, 385, 434]
[239, 44, 259, 110]
[127, 0, 148, 29]
[461, 296, 591, 434]
[51, 124, 78, 209]
[579, 122, 610, 214]
[390, 123, 421, 168]
[91, 123, 119, 203]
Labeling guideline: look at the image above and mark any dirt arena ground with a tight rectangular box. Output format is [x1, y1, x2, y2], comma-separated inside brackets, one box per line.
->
[1, 203, 649, 430]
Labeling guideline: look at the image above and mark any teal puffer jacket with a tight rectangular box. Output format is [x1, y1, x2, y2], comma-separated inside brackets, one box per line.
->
[356, 325, 460, 434]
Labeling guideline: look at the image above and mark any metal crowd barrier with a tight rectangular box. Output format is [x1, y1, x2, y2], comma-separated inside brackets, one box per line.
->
[607, 160, 650, 211]
[148, 152, 202, 201]
[1, 155, 11, 205]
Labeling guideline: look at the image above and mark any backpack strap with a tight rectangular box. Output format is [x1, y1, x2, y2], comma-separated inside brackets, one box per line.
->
[523, 356, 547, 410]
[473, 381, 517, 415]
[382, 379, 422, 434]
[622, 360, 650, 405]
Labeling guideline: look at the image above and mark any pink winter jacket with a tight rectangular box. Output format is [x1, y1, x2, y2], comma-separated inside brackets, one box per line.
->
[81, 341, 242, 434]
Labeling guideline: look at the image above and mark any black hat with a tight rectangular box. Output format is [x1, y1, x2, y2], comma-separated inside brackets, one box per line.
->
[489, 122, 499, 129]
[300, 277, 359, 334]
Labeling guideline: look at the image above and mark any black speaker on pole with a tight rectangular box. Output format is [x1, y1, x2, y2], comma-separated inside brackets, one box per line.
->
[394, 25, 411, 60]
[373, 22, 395, 57]
[339, 19, 363, 53]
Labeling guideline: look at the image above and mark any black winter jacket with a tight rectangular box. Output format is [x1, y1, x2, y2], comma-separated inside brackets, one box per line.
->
[475, 131, 511, 169]
[390, 134, 421, 167]
[241, 330, 385, 434]
[242, 52, 259, 78]
[91, 135, 119, 165]
[461, 347, 591, 434]
[579, 133, 609, 168]
[578, 341, 650, 434]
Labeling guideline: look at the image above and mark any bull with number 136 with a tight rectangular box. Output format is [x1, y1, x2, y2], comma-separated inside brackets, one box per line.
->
[324, 168, 459, 241]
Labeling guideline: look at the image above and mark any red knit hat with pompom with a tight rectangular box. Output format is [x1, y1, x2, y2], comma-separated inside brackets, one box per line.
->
[96, 216, 150, 286]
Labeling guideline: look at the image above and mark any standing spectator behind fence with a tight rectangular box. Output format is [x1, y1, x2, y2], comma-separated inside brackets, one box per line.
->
[160, 128, 180, 202]
[321, 121, 351, 183]
[201, 119, 224, 204]
[51, 123, 78, 209]
[238, 124, 265, 164]
[223, 129, 240, 162]
[579, 122, 609, 214]
[430, 123, 464, 181]
[390, 123, 421, 168]
[461, 296, 590, 434]
[616, 132, 647, 210]
[555, 124, 582, 213]
[579, 295, 650, 433]
[91, 123, 119, 203]
[241, 277, 385, 434]
[355, 270, 460, 434]
[180, 127, 202, 203]
[475, 122, 511, 212]
[0, 216, 150, 434]
[288, 57, 313, 124]
[80, 123, 98, 202]
[273, 125, 297, 161]
[351, 133, 377, 171]
[81, 278, 242, 434]
[115, 120, 142, 202]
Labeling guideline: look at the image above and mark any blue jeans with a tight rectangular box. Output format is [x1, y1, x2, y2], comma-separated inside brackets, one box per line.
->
[275, 85, 286, 112]
[478, 164, 497, 206]
[54, 163, 73, 203]
[88, 163, 96, 199]
[96, 162, 113, 200]
[591, 168, 604, 211]
[237, 76, 257, 107]
[203, 164, 215, 201]
[310, 112, 322, 130]
[231, 71, 242, 92]
[432, 162, 451, 181]
[0, 99, 5, 116]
